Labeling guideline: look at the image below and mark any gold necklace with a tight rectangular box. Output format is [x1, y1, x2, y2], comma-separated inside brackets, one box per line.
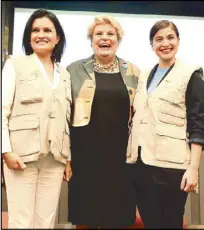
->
[93, 58, 118, 73]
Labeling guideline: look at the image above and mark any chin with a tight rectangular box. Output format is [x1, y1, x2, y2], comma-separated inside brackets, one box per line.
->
[99, 54, 111, 57]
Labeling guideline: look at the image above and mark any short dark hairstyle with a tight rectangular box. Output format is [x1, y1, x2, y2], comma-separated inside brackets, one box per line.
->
[149, 20, 179, 45]
[22, 8, 66, 62]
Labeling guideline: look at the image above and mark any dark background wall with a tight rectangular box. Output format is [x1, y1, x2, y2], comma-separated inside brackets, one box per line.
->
[10, 1, 204, 17]
[6, 0, 204, 54]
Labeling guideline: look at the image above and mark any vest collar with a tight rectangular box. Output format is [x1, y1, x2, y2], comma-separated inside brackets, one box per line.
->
[83, 54, 129, 84]
[147, 62, 175, 90]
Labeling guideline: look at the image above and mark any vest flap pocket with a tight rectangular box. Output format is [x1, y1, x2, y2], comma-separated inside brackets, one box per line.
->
[155, 126, 189, 164]
[159, 89, 183, 104]
[20, 93, 43, 104]
[156, 125, 186, 140]
[159, 103, 186, 126]
[9, 115, 40, 157]
[158, 113, 185, 127]
[9, 116, 39, 131]
[161, 103, 185, 118]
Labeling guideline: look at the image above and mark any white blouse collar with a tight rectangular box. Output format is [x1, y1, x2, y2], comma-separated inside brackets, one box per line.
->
[33, 53, 60, 89]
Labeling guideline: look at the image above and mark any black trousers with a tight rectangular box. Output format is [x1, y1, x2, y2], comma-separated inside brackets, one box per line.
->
[131, 147, 188, 229]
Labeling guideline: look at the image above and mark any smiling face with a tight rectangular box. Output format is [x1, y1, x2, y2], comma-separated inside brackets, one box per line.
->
[152, 26, 179, 67]
[91, 23, 119, 63]
[30, 16, 60, 57]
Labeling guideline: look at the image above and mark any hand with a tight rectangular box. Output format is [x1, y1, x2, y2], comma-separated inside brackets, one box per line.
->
[2, 152, 26, 170]
[180, 166, 198, 192]
[63, 160, 72, 182]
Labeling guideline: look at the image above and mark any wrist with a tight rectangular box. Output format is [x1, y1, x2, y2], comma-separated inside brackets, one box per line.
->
[188, 164, 199, 170]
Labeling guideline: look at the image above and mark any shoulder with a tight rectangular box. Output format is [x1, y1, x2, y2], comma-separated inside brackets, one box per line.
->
[130, 62, 141, 77]
[176, 58, 201, 71]
[56, 62, 70, 78]
[2, 56, 14, 73]
[139, 66, 155, 82]
[117, 57, 140, 76]
[67, 56, 93, 71]
[191, 67, 204, 81]
[8, 54, 26, 62]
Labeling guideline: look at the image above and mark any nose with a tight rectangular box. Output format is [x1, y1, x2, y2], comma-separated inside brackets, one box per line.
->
[161, 39, 169, 46]
[101, 33, 108, 40]
[38, 31, 45, 38]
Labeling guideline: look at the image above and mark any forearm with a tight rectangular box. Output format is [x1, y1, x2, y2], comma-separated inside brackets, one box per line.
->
[189, 143, 202, 170]
[2, 58, 16, 154]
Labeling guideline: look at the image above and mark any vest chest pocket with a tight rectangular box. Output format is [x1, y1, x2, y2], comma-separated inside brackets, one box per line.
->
[18, 73, 44, 103]
[155, 125, 190, 164]
[17, 73, 44, 115]
[159, 80, 186, 104]
[9, 115, 40, 157]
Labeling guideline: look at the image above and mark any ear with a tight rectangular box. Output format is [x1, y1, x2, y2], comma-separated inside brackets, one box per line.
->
[56, 35, 60, 44]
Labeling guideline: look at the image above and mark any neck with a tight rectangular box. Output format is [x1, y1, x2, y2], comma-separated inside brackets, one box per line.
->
[35, 52, 53, 65]
[95, 55, 115, 65]
[159, 58, 175, 68]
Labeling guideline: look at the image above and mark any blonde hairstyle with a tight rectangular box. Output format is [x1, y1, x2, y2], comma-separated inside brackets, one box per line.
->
[87, 15, 124, 42]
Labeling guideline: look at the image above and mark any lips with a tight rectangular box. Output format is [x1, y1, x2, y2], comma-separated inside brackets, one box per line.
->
[160, 48, 172, 53]
[36, 40, 48, 44]
[99, 44, 111, 48]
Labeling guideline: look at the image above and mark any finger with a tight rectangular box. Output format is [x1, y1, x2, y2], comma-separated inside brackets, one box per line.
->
[17, 160, 26, 170]
[184, 183, 192, 192]
[189, 184, 196, 192]
[12, 162, 20, 169]
[180, 177, 186, 190]
[8, 165, 14, 170]
[66, 171, 70, 181]
[66, 170, 72, 181]
[63, 170, 69, 181]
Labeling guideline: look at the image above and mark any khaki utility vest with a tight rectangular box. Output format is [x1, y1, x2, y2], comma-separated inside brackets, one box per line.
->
[8, 54, 71, 164]
[127, 59, 200, 169]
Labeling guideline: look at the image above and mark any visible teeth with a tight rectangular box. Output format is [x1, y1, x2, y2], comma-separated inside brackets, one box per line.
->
[37, 41, 47, 43]
[99, 44, 110, 47]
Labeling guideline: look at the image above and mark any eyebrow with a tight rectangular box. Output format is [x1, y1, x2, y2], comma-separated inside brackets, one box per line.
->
[155, 33, 175, 38]
[32, 26, 53, 29]
[94, 30, 116, 33]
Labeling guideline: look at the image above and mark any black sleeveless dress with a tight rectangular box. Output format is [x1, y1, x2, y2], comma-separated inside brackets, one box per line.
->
[68, 72, 135, 228]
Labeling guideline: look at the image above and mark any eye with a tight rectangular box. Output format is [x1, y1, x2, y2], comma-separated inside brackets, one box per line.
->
[108, 32, 115, 36]
[32, 28, 39, 32]
[44, 28, 52, 33]
[156, 38, 162, 42]
[169, 36, 175, 40]
[95, 32, 102, 36]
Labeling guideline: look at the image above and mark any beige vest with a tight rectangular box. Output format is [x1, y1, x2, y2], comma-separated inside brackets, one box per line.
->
[8, 54, 72, 164]
[127, 59, 200, 169]
[67, 56, 139, 128]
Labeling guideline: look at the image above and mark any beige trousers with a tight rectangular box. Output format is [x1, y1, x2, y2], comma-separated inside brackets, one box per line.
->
[4, 154, 65, 229]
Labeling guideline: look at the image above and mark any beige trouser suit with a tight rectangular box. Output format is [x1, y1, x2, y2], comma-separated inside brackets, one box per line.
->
[3, 54, 71, 228]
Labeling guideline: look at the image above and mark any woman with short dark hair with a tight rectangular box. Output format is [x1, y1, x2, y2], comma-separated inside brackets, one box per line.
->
[129, 20, 204, 228]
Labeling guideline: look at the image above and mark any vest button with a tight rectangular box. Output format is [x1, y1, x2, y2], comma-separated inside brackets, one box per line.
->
[129, 89, 133, 95]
